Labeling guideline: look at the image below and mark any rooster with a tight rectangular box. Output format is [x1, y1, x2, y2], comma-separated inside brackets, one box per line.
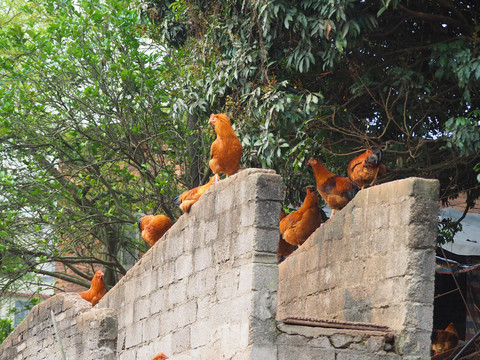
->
[347, 149, 386, 189]
[208, 113, 243, 180]
[78, 270, 107, 307]
[308, 157, 358, 217]
[431, 322, 459, 355]
[279, 187, 323, 247]
[277, 208, 296, 263]
[138, 214, 173, 246]
[174, 176, 216, 213]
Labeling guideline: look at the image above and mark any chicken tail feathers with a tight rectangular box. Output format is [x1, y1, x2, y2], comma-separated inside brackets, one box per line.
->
[173, 194, 181, 206]
[347, 186, 360, 200]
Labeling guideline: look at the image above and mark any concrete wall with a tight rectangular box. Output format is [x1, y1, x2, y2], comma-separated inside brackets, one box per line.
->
[97, 168, 282, 360]
[0, 293, 117, 360]
[0, 172, 439, 360]
[277, 177, 439, 359]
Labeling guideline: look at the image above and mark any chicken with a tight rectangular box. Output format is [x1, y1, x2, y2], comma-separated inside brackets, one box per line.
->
[308, 157, 358, 217]
[431, 322, 459, 355]
[138, 214, 173, 246]
[174, 176, 216, 213]
[347, 149, 386, 190]
[277, 208, 296, 263]
[279, 187, 323, 247]
[208, 113, 243, 180]
[151, 353, 168, 360]
[78, 270, 107, 307]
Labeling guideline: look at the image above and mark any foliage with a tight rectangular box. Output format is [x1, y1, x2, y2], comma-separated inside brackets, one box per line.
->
[1, 0, 480, 293]
[445, 110, 480, 183]
[0, 0, 212, 291]
[138, 0, 480, 207]
[0, 318, 13, 344]
[437, 218, 463, 246]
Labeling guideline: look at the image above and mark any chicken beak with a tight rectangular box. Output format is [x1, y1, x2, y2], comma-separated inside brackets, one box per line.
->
[208, 114, 216, 125]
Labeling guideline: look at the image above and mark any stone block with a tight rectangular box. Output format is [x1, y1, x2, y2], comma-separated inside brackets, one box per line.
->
[250, 344, 278, 360]
[125, 320, 143, 349]
[278, 345, 336, 360]
[253, 263, 278, 292]
[193, 246, 213, 272]
[216, 269, 240, 301]
[254, 200, 282, 229]
[406, 222, 438, 249]
[233, 229, 254, 258]
[165, 235, 184, 261]
[173, 301, 197, 328]
[235, 169, 283, 203]
[134, 296, 150, 320]
[214, 235, 233, 263]
[190, 320, 212, 349]
[143, 314, 162, 342]
[175, 254, 193, 280]
[167, 280, 187, 307]
[137, 274, 154, 298]
[253, 227, 281, 253]
[171, 327, 191, 354]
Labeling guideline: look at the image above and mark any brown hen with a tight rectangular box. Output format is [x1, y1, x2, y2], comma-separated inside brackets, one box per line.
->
[277, 208, 296, 262]
[208, 113, 243, 180]
[279, 187, 323, 247]
[151, 353, 168, 360]
[308, 157, 358, 217]
[431, 322, 459, 355]
[347, 149, 386, 190]
[175, 176, 216, 213]
[78, 270, 107, 307]
[138, 214, 173, 246]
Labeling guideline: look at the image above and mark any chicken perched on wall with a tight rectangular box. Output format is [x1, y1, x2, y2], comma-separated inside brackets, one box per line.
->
[174, 176, 216, 213]
[279, 187, 323, 247]
[138, 214, 173, 246]
[277, 208, 296, 263]
[78, 270, 107, 307]
[209, 113, 243, 180]
[308, 157, 358, 217]
[151, 353, 168, 360]
[347, 149, 387, 190]
[431, 322, 459, 355]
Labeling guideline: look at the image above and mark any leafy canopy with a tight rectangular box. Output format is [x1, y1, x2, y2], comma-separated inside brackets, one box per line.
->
[142, 0, 480, 207]
[0, 0, 212, 291]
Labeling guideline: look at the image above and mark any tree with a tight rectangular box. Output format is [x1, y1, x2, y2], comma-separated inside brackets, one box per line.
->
[140, 0, 480, 208]
[0, 0, 212, 291]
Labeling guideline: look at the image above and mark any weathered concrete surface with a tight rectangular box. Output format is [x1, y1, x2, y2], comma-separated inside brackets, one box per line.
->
[276, 322, 400, 360]
[0, 174, 439, 360]
[98, 168, 283, 360]
[0, 293, 117, 360]
[276, 177, 440, 359]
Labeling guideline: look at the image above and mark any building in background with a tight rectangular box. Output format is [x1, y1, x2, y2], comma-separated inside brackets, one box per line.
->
[435, 194, 480, 341]
[0, 262, 56, 331]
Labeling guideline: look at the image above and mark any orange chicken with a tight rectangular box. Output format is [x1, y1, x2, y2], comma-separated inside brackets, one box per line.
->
[308, 157, 358, 216]
[277, 208, 296, 263]
[347, 149, 386, 189]
[151, 353, 168, 360]
[431, 322, 459, 355]
[208, 113, 243, 180]
[78, 270, 107, 307]
[175, 176, 216, 213]
[279, 187, 323, 247]
[138, 214, 173, 246]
